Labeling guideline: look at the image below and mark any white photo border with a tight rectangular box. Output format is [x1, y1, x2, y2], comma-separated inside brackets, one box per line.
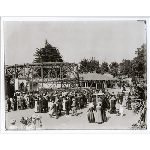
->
[1, 16, 150, 133]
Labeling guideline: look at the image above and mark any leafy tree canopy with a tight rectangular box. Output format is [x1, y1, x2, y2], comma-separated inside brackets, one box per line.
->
[33, 40, 63, 63]
[101, 61, 109, 74]
[109, 62, 119, 77]
[132, 44, 146, 78]
[79, 58, 101, 74]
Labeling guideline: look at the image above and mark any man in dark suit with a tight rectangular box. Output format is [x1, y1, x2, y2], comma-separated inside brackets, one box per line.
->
[39, 97, 42, 113]
[80, 98, 84, 109]
[29, 94, 33, 109]
[92, 96, 97, 111]
[42, 97, 46, 113]
[74, 95, 79, 110]
[101, 96, 108, 122]
[120, 92, 123, 105]
[22, 96, 27, 109]
[68, 97, 72, 111]
[7, 98, 11, 112]
[65, 98, 70, 117]
[13, 95, 17, 111]
[110, 93, 116, 114]
[57, 99, 62, 116]
[59, 95, 63, 103]
[77, 95, 81, 110]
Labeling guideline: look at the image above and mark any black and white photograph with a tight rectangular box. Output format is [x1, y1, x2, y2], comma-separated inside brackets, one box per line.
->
[1, 17, 148, 132]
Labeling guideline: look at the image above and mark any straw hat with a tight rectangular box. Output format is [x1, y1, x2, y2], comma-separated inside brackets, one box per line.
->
[97, 102, 102, 106]
[32, 114, 36, 119]
[89, 103, 94, 108]
[10, 118, 16, 124]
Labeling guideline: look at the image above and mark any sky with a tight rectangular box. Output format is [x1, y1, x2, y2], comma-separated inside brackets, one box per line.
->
[4, 20, 146, 66]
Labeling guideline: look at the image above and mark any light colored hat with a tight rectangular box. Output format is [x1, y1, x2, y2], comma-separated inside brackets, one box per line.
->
[98, 92, 104, 96]
[111, 93, 115, 96]
[97, 102, 102, 106]
[10, 118, 16, 124]
[89, 103, 94, 108]
[32, 114, 36, 119]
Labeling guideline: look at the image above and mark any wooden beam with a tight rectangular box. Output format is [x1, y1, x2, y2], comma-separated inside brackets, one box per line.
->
[5, 62, 77, 69]
[41, 66, 43, 88]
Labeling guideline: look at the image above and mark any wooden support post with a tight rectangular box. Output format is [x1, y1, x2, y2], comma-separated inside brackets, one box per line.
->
[48, 66, 50, 82]
[24, 66, 26, 92]
[41, 66, 43, 88]
[14, 66, 16, 79]
[32, 67, 33, 91]
[60, 66, 61, 79]
[28, 73, 30, 92]
[55, 64, 57, 88]
[60, 66, 62, 88]
[96, 81, 97, 89]
[23, 66, 25, 78]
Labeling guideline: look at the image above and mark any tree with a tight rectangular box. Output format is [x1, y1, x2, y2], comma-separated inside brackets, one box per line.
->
[33, 40, 63, 63]
[109, 62, 119, 77]
[119, 59, 133, 78]
[101, 61, 109, 74]
[79, 58, 101, 73]
[33, 40, 63, 77]
[132, 44, 146, 78]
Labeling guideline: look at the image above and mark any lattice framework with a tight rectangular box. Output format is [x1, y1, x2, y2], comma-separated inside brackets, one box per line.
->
[5, 62, 79, 91]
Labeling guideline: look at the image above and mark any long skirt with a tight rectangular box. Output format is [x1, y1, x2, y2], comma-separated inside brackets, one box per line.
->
[102, 109, 107, 122]
[88, 112, 95, 123]
[63, 102, 66, 111]
[66, 109, 69, 115]
[97, 110, 103, 123]
[49, 107, 53, 115]
[34, 101, 39, 113]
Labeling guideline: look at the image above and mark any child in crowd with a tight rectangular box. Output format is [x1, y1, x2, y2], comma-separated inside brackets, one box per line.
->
[8, 118, 18, 130]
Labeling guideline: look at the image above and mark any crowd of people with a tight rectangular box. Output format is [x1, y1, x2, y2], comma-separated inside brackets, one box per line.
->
[6, 79, 147, 130]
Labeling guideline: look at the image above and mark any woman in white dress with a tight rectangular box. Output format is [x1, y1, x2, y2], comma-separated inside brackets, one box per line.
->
[63, 97, 67, 111]
[119, 103, 124, 116]
[116, 100, 120, 116]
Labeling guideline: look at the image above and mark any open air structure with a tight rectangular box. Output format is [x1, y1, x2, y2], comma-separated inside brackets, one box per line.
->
[5, 62, 79, 95]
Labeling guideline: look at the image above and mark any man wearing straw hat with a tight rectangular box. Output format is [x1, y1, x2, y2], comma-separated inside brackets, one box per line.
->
[7, 98, 11, 112]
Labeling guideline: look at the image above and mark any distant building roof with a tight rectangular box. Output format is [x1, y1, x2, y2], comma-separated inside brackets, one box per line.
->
[79, 73, 118, 81]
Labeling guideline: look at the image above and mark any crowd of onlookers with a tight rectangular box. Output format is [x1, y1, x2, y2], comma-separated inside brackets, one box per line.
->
[6, 80, 147, 130]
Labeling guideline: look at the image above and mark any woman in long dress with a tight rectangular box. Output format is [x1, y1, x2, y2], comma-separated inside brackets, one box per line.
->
[62, 97, 67, 111]
[109, 94, 116, 114]
[87, 103, 95, 123]
[96, 102, 103, 124]
[48, 100, 53, 118]
[116, 100, 120, 116]
[119, 103, 124, 116]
